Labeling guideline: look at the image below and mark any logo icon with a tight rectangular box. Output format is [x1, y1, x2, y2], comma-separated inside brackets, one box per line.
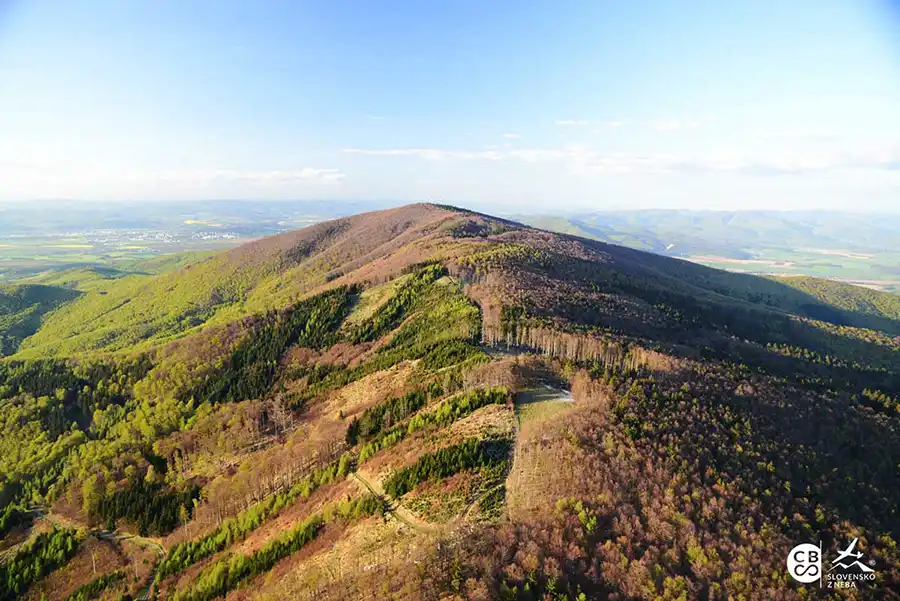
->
[787, 543, 822, 584]
[787, 539, 877, 589]
[830, 538, 874, 573]
[826, 538, 876, 589]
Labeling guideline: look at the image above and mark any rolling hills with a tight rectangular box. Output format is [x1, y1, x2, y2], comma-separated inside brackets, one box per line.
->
[518, 210, 900, 292]
[0, 203, 898, 600]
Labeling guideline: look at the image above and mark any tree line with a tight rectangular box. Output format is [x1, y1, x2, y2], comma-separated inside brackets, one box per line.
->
[384, 438, 511, 499]
[358, 387, 510, 462]
[187, 288, 352, 405]
[345, 384, 442, 446]
[0, 527, 80, 601]
[92, 478, 200, 536]
[169, 495, 384, 601]
[348, 264, 447, 343]
[158, 452, 355, 581]
[0, 503, 27, 538]
[64, 570, 124, 601]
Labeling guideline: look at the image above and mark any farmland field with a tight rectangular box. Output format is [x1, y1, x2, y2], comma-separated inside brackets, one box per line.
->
[0, 200, 383, 282]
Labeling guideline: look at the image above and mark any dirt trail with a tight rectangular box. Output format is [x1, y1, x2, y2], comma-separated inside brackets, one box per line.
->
[30, 508, 165, 601]
[102, 532, 165, 601]
[460, 483, 505, 522]
[350, 471, 441, 535]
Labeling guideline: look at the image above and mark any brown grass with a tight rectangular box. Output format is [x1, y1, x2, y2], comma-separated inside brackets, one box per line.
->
[25, 537, 154, 601]
[359, 404, 515, 495]
[324, 361, 417, 421]
[157, 479, 357, 599]
[232, 479, 356, 557]
[247, 516, 430, 601]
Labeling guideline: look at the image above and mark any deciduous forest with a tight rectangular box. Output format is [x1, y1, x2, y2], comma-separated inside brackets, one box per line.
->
[0, 204, 897, 600]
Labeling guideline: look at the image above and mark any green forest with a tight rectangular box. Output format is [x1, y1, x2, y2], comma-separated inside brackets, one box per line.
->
[0, 528, 81, 601]
[1, 204, 898, 600]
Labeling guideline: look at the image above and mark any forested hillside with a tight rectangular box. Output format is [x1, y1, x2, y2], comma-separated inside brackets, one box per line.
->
[519, 210, 900, 293]
[774, 275, 900, 326]
[0, 204, 897, 600]
[0, 285, 80, 356]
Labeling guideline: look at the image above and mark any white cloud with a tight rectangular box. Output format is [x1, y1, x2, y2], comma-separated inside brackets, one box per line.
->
[656, 148, 900, 175]
[555, 119, 590, 127]
[757, 128, 840, 140]
[0, 164, 348, 200]
[298, 168, 346, 182]
[653, 121, 680, 131]
[0, 162, 350, 202]
[590, 120, 626, 134]
[502, 132, 521, 139]
[342, 147, 505, 161]
[652, 120, 702, 132]
[341, 144, 900, 177]
[506, 148, 567, 163]
[174, 168, 346, 183]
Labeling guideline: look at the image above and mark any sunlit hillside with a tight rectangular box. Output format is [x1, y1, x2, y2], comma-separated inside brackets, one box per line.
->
[1, 205, 898, 600]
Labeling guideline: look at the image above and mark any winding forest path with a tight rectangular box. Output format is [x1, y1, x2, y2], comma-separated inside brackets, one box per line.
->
[101, 531, 165, 601]
[350, 471, 441, 535]
[30, 507, 166, 601]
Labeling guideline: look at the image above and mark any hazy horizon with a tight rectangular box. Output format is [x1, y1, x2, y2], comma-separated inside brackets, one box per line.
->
[2, 198, 900, 217]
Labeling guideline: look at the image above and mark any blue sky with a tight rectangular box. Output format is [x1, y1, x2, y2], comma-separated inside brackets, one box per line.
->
[1, 0, 899, 211]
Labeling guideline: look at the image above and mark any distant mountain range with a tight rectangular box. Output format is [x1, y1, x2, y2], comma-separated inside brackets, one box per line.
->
[514, 210, 900, 291]
[511, 210, 900, 255]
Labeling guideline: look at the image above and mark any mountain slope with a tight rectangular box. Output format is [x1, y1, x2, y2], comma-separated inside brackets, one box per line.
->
[521, 210, 900, 256]
[17, 204, 900, 357]
[17, 252, 218, 293]
[1, 204, 898, 601]
[0, 284, 81, 355]
[518, 210, 900, 292]
[15, 204, 466, 357]
[773, 275, 900, 325]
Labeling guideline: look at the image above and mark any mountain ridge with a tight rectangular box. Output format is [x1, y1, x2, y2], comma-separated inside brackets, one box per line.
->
[0, 203, 898, 600]
[10, 203, 900, 360]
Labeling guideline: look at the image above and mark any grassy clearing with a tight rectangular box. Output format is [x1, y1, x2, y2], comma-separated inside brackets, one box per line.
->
[324, 361, 416, 421]
[506, 388, 578, 519]
[514, 386, 574, 425]
[245, 513, 416, 600]
[342, 275, 411, 329]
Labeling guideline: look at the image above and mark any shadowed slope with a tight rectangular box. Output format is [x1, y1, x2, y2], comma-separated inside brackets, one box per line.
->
[0, 285, 81, 356]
